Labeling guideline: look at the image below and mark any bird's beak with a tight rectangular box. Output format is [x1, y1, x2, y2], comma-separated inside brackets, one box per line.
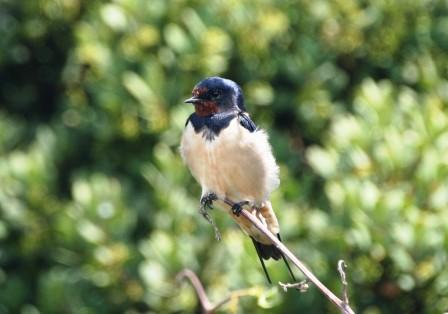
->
[184, 96, 200, 104]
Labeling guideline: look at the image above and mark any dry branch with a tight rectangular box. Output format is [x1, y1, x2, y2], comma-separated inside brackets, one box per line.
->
[338, 260, 351, 312]
[179, 198, 356, 313]
[177, 269, 213, 312]
[221, 198, 356, 314]
[177, 269, 262, 314]
[278, 280, 309, 292]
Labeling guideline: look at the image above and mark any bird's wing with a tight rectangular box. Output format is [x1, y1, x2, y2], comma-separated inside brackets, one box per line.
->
[238, 112, 257, 132]
[184, 113, 194, 127]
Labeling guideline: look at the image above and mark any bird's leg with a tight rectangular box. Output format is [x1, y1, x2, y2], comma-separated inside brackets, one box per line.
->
[253, 205, 268, 228]
[231, 201, 250, 216]
[252, 205, 262, 219]
[199, 193, 221, 241]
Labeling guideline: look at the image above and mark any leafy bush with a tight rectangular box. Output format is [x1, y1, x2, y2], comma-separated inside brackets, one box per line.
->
[0, 0, 447, 313]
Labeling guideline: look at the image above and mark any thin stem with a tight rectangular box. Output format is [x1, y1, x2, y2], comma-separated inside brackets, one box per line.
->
[177, 269, 213, 313]
[338, 260, 351, 312]
[279, 280, 309, 292]
[177, 269, 262, 313]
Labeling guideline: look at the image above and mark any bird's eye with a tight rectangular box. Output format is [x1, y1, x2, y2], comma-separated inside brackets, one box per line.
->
[211, 89, 221, 99]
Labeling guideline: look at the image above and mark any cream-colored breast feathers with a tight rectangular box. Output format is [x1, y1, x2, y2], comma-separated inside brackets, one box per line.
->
[180, 117, 279, 205]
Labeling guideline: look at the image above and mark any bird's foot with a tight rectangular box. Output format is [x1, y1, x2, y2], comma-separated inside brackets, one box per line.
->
[198, 193, 221, 241]
[200, 193, 218, 210]
[231, 201, 250, 216]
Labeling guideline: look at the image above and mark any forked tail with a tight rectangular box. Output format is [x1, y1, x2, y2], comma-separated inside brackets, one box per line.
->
[251, 234, 296, 284]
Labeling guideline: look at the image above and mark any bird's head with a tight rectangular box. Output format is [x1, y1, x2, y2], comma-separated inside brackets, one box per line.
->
[185, 77, 246, 116]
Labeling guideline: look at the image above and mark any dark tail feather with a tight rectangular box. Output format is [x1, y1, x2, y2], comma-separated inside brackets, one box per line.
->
[252, 238, 281, 260]
[251, 235, 296, 284]
[251, 238, 272, 284]
[277, 234, 296, 282]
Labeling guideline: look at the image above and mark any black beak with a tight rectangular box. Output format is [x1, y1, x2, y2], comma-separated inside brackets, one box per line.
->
[184, 96, 200, 104]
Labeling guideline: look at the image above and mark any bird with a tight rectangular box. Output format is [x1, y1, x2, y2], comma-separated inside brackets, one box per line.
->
[180, 76, 295, 283]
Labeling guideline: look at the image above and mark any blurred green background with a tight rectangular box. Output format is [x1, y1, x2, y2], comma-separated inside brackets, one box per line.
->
[1, 0, 448, 313]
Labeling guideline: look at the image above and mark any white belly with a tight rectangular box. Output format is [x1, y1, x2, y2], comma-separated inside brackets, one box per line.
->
[180, 118, 279, 205]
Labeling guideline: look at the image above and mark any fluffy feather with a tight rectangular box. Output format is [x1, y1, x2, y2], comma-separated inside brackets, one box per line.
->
[181, 118, 278, 201]
[180, 117, 280, 245]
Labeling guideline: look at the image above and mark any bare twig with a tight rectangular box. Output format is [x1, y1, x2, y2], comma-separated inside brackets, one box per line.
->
[177, 269, 263, 313]
[222, 198, 356, 314]
[176, 269, 213, 312]
[338, 260, 351, 310]
[278, 280, 309, 293]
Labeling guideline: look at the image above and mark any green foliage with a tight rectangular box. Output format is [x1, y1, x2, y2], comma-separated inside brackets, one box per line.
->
[0, 0, 447, 313]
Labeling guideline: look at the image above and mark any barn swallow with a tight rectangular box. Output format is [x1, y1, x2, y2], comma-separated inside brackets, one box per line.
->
[180, 77, 295, 283]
